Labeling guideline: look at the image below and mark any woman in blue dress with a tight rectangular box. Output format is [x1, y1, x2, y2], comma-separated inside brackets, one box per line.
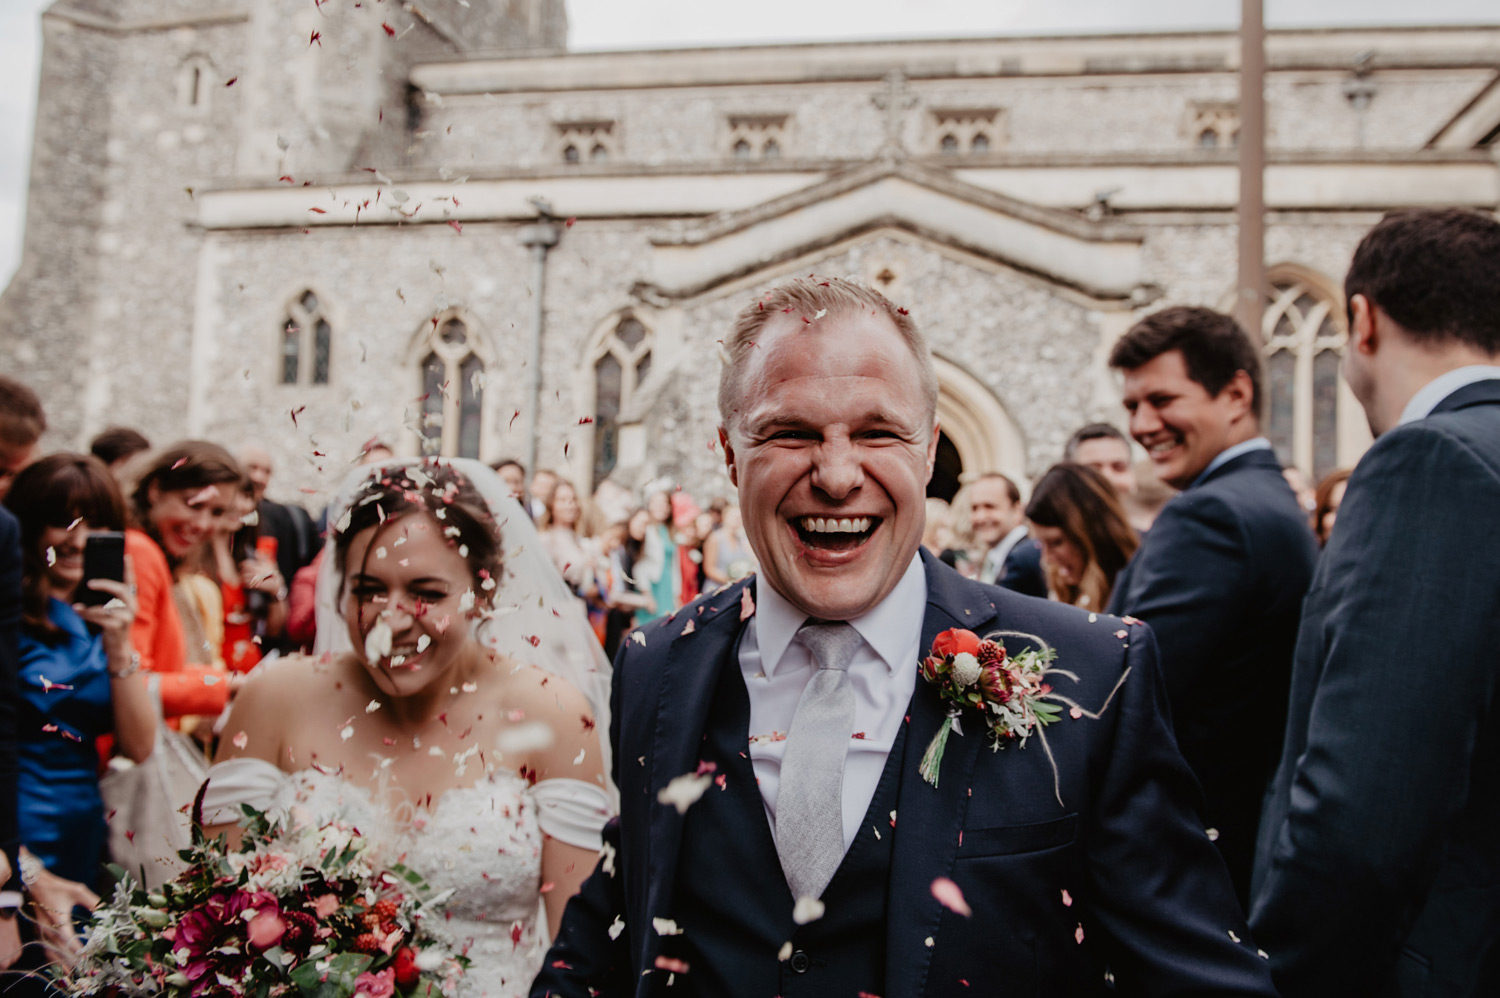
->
[4, 454, 156, 984]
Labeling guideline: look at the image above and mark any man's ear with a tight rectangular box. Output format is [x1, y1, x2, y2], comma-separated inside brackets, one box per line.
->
[719, 426, 738, 488]
[1224, 369, 1255, 421]
[1348, 293, 1379, 356]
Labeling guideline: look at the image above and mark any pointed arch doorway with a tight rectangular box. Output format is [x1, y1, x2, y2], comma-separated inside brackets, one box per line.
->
[930, 356, 1027, 498]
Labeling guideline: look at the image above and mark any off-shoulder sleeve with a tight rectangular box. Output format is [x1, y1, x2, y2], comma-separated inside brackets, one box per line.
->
[201, 757, 288, 827]
[531, 778, 612, 851]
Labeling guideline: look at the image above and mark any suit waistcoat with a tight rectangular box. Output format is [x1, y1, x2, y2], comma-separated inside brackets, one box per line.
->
[666, 644, 908, 997]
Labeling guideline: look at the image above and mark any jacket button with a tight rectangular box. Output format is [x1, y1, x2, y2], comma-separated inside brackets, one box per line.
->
[789, 950, 811, 974]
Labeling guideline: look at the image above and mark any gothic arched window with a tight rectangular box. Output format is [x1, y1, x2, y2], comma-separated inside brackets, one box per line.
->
[416, 315, 486, 459]
[279, 290, 331, 386]
[589, 314, 653, 485]
[1261, 274, 1351, 482]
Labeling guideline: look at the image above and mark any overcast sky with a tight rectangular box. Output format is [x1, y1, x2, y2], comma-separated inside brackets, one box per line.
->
[1, 0, 1495, 286]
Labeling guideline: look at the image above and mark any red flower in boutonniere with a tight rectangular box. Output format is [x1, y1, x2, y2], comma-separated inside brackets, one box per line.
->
[918, 628, 1064, 787]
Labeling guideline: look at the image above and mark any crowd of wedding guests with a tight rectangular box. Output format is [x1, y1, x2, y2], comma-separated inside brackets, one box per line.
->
[0, 206, 1496, 997]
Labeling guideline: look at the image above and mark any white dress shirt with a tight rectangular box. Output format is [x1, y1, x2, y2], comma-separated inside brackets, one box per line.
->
[738, 555, 926, 849]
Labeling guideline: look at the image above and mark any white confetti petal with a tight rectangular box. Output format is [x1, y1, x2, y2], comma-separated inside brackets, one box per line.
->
[340, 725, 355, 741]
[608, 915, 625, 940]
[791, 897, 825, 925]
[365, 700, 382, 713]
[656, 772, 712, 814]
[652, 918, 683, 936]
[364, 618, 393, 663]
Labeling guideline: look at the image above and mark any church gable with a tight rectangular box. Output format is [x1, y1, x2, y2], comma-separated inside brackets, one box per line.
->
[643, 161, 1145, 301]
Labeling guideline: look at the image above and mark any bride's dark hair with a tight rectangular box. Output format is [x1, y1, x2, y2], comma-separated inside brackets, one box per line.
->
[332, 461, 504, 598]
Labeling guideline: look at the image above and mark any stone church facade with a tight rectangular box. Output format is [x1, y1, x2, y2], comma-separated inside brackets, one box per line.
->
[4, 0, 1499, 505]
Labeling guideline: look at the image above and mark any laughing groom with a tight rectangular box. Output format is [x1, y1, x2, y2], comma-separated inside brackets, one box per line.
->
[532, 278, 1275, 997]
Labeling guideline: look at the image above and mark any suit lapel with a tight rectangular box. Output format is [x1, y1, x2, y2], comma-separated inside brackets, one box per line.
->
[884, 552, 1001, 998]
[641, 579, 751, 970]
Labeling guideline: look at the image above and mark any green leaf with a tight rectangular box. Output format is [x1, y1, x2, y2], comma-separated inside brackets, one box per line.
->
[291, 952, 373, 997]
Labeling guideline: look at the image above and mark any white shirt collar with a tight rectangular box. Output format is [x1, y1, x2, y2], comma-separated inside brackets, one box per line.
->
[1398, 366, 1500, 426]
[755, 554, 928, 678]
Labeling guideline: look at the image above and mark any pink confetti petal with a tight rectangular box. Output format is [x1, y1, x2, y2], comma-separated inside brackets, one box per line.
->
[931, 877, 971, 917]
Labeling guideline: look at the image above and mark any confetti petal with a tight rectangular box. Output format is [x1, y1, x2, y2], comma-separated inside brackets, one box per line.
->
[656, 771, 713, 814]
[791, 897, 825, 925]
[931, 877, 971, 917]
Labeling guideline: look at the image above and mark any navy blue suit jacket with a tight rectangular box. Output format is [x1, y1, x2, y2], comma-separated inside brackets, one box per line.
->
[996, 535, 1047, 598]
[534, 552, 1275, 997]
[1251, 378, 1500, 996]
[1106, 446, 1316, 901]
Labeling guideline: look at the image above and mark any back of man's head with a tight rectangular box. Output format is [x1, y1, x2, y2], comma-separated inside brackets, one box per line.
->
[1109, 306, 1263, 416]
[0, 377, 45, 450]
[1345, 208, 1500, 354]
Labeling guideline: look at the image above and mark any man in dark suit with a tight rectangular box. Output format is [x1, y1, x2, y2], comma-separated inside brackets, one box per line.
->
[1106, 307, 1318, 905]
[1250, 208, 1500, 996]
[533, 278, 1274, 997]
[965, 471, 1046, 597]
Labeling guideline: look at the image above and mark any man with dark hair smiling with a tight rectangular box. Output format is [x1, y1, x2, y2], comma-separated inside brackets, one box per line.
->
[534, 278, 1275, 998]
[1251, 208, 1500, 996]
[1106, 306, 1317, 905]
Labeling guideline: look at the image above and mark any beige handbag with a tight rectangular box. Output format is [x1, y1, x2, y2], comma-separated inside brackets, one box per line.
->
[99, 676, 209, 889]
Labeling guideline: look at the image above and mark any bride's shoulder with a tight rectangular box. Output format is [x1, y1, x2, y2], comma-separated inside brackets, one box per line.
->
[223, 654, 350, 737]
[493, 658, 594, 723]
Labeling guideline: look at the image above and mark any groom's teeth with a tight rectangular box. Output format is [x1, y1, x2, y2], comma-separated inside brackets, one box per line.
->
[799, 516, 872, 533]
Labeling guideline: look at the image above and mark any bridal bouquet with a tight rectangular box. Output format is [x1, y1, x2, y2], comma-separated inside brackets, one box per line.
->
[58, 792, 467, 998]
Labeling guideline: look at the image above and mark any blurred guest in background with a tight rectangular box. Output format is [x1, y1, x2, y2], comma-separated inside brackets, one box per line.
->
[87, 427, 150, 480]
[1025, 462, 1139, 610]
[236, 445, 316, 651]
[702, 504, 756, 586]
[921, 497, 953, 560]
[1310, 468, 1351, 547]
[127, 442, 243, 729]
[6, 454, 155, 979]
[1064, 423, 1137, 499]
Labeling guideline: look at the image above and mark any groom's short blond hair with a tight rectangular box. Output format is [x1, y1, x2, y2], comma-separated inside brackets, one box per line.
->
[717, 276, 938, 434]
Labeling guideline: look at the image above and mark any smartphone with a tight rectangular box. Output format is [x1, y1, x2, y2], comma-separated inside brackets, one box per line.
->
[79, 531, 126, 606]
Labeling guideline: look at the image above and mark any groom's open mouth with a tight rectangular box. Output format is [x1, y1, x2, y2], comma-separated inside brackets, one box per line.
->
[792, 514, 880, 553]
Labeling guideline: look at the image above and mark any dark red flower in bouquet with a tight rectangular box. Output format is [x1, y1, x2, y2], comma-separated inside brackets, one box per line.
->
[393, 946, 421, 990]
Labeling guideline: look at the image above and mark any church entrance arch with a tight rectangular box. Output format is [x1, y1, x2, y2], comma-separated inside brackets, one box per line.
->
[931, 355, 1027, 496]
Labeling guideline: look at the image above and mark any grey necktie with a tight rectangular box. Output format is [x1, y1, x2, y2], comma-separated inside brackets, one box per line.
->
[775, 620, 863, 901]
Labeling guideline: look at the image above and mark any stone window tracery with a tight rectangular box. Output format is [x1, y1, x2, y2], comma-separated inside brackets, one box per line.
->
[556, 120, 618, 165]
[279, 290, 331, 386]
[417, 315, 486, 459]
[929, 108, 1002, 156]
[1189, 101, 1239, 149]
[589, 314, 653, 485]
[726, 115, 789, 160]
[1262, 276, 1347, 482]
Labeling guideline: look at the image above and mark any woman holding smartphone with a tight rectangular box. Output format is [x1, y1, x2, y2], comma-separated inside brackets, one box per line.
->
[2, 454, 156, 980]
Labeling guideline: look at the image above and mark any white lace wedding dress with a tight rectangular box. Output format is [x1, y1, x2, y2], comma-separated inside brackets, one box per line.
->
[202, 757, 607, 998]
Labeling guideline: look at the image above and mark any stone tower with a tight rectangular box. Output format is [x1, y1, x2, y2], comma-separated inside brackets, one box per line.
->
[0, 0, 566, 448]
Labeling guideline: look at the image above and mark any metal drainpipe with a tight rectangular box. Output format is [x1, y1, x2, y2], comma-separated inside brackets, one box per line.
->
[518, 213, 561, 475]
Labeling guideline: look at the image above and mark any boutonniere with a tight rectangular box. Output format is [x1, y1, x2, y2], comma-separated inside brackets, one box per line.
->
[917, 627, 1128, 798]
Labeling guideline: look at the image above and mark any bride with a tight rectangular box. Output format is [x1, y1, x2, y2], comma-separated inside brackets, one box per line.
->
[204, 459, 612, 997]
